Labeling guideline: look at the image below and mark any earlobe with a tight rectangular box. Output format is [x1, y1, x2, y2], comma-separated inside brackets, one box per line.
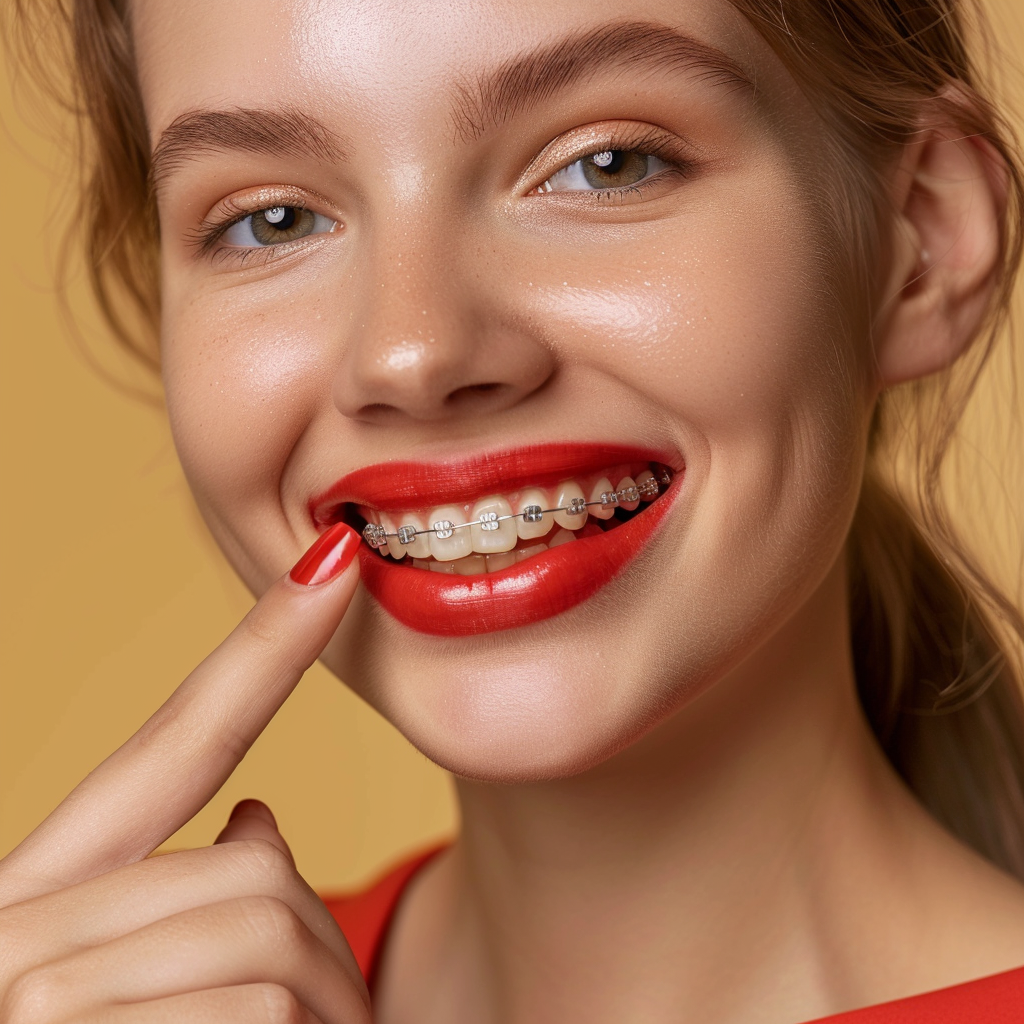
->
[873, 114, 1006, 388]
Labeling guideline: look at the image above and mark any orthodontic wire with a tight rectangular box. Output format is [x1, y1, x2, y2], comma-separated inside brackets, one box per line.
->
[362, 468, 673, 549]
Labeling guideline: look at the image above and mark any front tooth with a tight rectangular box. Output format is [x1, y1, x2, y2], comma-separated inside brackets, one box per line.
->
[485, 551, 517, 572]
[393, 511, 431, 558]
[553, 480, 587, 529]
[412, 558, 431, 570]
[549, 528, 577, 547]
[470, 495, 517, 553]
[588, 477, 616, 519]
[516, 542, 548, 562]
[515, 487, 554, 540]
[428, 504, 473, 561]
[429, 559, 457, 574]
[616, 476, 640, 511]
[453, 554, 486, 575]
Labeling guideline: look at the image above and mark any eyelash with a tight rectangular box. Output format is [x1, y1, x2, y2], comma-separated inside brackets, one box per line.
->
[186, 198, 333, 266]
[189, 126, 695, 266]
[529, 125, 697, 204]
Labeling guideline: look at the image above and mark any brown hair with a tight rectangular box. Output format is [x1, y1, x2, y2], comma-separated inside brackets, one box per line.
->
[728, 0, 1024, 876]
[9, 0, 1024, 875]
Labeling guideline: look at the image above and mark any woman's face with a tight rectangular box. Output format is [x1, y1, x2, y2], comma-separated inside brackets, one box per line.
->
[136, 0, 875, 780]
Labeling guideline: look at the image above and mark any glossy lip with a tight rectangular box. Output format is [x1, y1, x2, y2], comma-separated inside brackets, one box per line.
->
[308, 442, 683, 637]
[308, 442, 682, 522]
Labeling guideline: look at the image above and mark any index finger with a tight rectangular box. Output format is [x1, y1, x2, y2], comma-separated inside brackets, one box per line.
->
[0, 524, 361, 906]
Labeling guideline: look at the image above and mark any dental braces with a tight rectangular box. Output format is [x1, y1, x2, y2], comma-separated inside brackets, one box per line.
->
[362, 468, 673, 549]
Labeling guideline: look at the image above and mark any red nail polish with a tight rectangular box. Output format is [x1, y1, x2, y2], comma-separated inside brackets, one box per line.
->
[290, 523, 360, 586]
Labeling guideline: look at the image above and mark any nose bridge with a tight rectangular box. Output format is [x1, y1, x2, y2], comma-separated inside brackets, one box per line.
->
[333, 206, 554, 424]
[366, 216, 459, 372]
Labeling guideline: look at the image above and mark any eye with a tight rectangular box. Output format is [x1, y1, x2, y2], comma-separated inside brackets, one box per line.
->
[533, 149, 673, 194]
[221, 205, 337, 247]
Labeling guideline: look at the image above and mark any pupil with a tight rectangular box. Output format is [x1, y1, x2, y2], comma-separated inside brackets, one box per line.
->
[263, 206, 295, 229]
[581, 150, 648, 189]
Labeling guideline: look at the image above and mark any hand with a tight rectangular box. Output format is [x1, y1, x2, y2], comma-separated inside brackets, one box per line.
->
[0, 524, 371, 1023]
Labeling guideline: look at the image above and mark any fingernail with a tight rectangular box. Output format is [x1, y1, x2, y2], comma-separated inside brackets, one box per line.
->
[290, 523, 360, 586]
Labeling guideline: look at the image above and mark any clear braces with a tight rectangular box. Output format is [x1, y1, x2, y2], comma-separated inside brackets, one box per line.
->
[362, 468, 674, 549]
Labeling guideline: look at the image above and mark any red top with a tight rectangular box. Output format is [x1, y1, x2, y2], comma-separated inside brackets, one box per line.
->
[322, 849, 1024, 1022]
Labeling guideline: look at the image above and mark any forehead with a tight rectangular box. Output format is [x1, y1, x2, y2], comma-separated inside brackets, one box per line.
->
[132, 0, 792, 139]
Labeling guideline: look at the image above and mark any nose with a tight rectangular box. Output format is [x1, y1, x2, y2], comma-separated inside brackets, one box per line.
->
[332, 226, 555, 425]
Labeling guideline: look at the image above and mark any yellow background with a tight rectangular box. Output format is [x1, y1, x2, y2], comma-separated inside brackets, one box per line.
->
[2, 3, 1022, 893]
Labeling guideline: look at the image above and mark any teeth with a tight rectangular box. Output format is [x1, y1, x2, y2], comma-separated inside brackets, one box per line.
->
[428, 505, 473, 561]
[515, 487, 554, 540]
[470, 495, 518, 553]
[635, 469, 658, 501]
[359, 463, 674, 568]
[553, 481, 587, 530]
[393, 511, 431, 558]
[589, 477, 616, 520]
[485, 550, 517, 572]
[380, 512, 405, 559]
[615, 476, 640, 512]
[516, 542, 549, 562]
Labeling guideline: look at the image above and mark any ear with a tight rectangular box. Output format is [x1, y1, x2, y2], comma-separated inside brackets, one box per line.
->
[873, 113, 1007, 388]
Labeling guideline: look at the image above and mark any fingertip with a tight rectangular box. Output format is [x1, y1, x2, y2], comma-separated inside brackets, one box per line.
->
[216, 800, 296, 863]
[289, 523, 361, 586]
[228, 798, 277, 827]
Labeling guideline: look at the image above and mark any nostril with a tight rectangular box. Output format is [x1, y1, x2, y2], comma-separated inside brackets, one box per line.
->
[445, 382, 505, 406]
[355, 402, 397, 421]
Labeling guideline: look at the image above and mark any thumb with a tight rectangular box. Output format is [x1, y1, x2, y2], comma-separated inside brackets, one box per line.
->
[214, 799, 294, 864]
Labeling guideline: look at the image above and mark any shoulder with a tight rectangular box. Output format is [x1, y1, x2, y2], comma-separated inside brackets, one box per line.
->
[320, 845, 448, 984]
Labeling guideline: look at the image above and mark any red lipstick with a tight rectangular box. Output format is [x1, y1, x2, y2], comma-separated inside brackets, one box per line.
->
[308, 443, 682, 637]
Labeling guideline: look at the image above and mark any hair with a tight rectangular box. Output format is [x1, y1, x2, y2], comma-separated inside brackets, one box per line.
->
[8, 0, 1024, 876]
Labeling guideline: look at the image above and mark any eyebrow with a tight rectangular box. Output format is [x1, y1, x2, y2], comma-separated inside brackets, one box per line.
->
[452, 20, 755, 142]
[150, 106, 344, 189]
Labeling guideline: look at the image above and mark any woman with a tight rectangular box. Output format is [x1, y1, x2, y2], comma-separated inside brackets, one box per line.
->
[2, 0, 1024, 1021]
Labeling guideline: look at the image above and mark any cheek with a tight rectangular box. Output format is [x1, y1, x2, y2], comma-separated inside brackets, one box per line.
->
[524, 178, 864, 489]
[160, 276, 333, 575]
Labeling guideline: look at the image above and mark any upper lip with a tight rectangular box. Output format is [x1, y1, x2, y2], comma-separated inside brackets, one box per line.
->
[309, 442, 680, 526]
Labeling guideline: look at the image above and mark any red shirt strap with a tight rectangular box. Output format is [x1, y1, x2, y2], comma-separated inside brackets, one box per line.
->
[321, 845, 448, 989]
[801, 964, 1024, 1022]
[324, 850, 1024, 1019]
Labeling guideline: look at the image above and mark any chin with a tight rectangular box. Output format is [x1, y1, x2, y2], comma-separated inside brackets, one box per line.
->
[320, 566, 704, 784]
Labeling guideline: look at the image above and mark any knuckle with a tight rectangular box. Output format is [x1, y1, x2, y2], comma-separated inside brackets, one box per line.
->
[2, 964, 65, 1024]
[254, 983, 308, 1024]
[239, 606, 287, 653]
[231, 838, 294, 893]
[243, 894, 307, 948]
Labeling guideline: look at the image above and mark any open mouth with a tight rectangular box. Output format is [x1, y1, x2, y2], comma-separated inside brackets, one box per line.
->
[343, 462, 673, 575]
[311, 444, 682, 636]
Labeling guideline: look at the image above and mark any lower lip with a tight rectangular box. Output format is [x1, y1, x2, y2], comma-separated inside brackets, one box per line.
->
[357, 483, 677, 637]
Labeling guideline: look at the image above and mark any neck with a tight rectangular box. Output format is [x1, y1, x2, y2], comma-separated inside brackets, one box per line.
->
[375, 560, 979, 1023]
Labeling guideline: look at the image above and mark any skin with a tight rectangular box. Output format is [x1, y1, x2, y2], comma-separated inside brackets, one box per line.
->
[2, 0, 1024, 1022]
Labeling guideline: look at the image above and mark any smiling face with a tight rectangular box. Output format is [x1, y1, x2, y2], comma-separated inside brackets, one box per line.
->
[135, 0, 878, 781]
